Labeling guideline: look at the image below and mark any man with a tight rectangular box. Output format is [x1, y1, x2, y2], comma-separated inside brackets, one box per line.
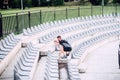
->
[57, 35, 72, 58]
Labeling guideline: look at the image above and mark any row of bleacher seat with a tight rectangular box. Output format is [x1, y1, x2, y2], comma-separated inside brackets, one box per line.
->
[67, 61, 81, 80]
[0, 33, 21, 75]
[0, 33, 20, 60]
[23, 13, 116, 37]
[44, 51, 59, 80]
[65, 24, 120, 43]
[44, 52, 81, 80]
[14, 42, 39, 80]
[39, 17, 116, 43]
[72, 30, 120, 59]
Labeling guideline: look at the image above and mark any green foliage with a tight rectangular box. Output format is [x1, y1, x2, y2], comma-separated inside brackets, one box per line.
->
[59, 0, 64, 5]
[32, 0, 39, 7]
[51, 0, 64, 6]
[25, 0, 32, 7]
[40, 0, 64, 6]
[40, 0, 49, 6]
[0, 0, 3, 9]
[10, 0, 32, 8]
[89, 0, 109, 5]
[113, 0, 120, 4]
[10, 0, 20, 8]
[51, 0, 57, 6]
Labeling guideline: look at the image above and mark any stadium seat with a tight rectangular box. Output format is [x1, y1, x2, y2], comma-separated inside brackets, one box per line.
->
[14, 42, 39, 80]
[44, 51, 59, 80]
[67, 60, 81, 80]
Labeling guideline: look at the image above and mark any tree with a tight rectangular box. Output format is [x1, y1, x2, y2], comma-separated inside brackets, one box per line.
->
[51, 0, 57, 6]
[0, 0, 3, 9]
[32, 0, 39, 7]
[10, 0, 31, 8]
[10, 0, 20, 8]
[113, 0, 120, 4]
[51, 0, 64, 6]
[25, 0, 32, 7]
[58, 0, 64, 5]
[64, 0, 69, 2]
[40, 0, 64, 6]
[89, 0, 109, 5]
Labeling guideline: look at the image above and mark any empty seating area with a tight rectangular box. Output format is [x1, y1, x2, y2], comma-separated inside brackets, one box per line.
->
[0, 33, 21, 75]
[44, 51, 59, 80]
[67, 60, 81, 80]
[72, 30, 120, 59]
[14, 42, 39, 80]
[65, 24, 120, 43]
[0, 13, 120, 80]
[0, 33, 20, 60]
[39, 14, 116, 43]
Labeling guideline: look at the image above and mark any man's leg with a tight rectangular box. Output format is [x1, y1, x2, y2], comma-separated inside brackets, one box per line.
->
[66, 52, 70, 56]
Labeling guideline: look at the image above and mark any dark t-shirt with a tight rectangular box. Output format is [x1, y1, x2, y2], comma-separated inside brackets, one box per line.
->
[59, 40, 72, 51]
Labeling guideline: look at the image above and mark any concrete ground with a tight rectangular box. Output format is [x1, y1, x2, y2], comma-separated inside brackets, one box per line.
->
[80, 40, 120, 80]
[1, 40, 120, 80]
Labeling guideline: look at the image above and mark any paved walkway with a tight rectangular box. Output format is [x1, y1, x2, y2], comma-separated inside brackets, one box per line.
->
[33, 57, 46, 80]
[80, 40, 120, 80]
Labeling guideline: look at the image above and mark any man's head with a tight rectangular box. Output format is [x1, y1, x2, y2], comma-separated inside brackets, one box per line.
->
[57, 35, 62, 41]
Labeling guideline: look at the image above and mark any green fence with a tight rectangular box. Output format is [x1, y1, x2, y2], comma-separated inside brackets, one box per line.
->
[0, 5, 120, 38]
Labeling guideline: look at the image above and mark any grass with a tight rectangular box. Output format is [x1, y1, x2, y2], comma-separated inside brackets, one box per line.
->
[0, 6, 92, 15]
[1, 5, 120, 16]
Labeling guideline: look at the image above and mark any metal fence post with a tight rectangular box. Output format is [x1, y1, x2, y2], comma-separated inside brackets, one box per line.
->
[66, 8, 68, 19]
[0, 13, 3, 38]
[40, 10, 42, 24]
[28, 11, 31, 28]
[91, 5, 93, 16]
[115, 3, 117, 16]
[80, 8, 81, 16]
[78, 7, 80, 17]
[16, 13, 19, 34]
[54, 10, 56, 21]
[102, 5, 104, 16]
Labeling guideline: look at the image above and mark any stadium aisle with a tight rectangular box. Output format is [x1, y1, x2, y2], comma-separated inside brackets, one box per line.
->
[33, 57, 46, 80]
[80, 40, 120, 80]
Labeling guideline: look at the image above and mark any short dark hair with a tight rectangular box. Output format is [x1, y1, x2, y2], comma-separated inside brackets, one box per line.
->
[57, 35, 61, 38]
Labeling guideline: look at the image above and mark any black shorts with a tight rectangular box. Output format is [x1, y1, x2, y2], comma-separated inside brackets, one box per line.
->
[64, 47, 72, 52]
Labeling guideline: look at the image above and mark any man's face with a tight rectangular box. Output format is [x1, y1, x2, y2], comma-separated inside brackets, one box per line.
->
[57, 37, 61, 41]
